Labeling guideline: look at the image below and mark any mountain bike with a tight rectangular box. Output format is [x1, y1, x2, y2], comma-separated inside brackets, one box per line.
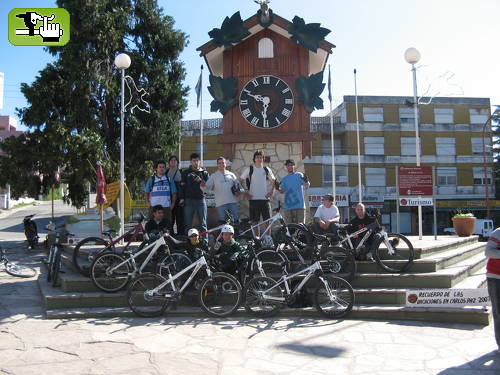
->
[244, 260, 354, 318]
[23, 214, 38, 250]
[72, 214, 148, 276]
[127, 255, 242, 318]
[0, 247, 36, 278]
[90, 232, 191, 293]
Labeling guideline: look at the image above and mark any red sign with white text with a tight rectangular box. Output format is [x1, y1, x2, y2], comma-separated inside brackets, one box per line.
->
[399, 166, 433, 196]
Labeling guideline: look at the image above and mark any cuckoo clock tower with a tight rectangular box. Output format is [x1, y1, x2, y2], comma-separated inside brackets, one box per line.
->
[197, 2, 334, 180]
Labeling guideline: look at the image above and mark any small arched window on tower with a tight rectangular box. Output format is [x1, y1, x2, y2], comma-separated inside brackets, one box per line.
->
[258, 37, 274, 58]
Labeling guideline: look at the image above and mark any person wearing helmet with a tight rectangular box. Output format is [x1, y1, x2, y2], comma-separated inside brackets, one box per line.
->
[212, 224, 247, 275]
[186, 228, 208, 260]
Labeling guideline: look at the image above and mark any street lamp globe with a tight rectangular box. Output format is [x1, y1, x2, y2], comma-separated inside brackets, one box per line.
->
[114, 53, 131, 69]
[404, 47, 420, 64]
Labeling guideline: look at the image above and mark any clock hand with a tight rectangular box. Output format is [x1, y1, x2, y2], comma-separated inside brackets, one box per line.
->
[247, 93, 265, 102]
[261, 96, 270, 120]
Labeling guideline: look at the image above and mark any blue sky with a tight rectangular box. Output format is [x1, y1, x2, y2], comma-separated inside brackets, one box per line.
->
[1, 0, 499, 130]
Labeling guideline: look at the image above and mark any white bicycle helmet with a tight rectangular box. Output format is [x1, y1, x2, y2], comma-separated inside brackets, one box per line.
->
[221, 224, 234, 234]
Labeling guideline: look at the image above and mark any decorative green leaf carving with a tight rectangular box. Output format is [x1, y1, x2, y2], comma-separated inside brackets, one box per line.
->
[295, 71, 325, 113]
[207, 75, 238, 115]
[208, 11, 251, 48]
[288, 16, 331, 53]
[257, 8, 274, 28]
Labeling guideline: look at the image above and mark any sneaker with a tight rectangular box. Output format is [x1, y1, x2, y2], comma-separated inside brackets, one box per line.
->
[366, 252, 374, 261]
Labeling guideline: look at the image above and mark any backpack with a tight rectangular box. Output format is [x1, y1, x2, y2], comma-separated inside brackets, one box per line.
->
[246, 165, 270, 189]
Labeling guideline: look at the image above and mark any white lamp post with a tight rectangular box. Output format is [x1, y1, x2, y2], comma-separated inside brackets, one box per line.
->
[114, 53, 131, 238]
[404, 47, 423, 240]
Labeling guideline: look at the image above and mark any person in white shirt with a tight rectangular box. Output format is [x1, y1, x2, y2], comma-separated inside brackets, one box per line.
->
[240, 150, 276, 237]
[313, 194, 340, 234]
[201, 157, 242, 224]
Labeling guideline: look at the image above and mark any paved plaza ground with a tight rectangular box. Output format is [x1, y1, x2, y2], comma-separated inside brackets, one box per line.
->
[1, 202, 500, 374]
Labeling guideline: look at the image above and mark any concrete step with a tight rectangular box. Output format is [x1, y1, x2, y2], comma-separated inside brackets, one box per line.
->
[351, 251, 487, 288]
[44, 304, 490, 326]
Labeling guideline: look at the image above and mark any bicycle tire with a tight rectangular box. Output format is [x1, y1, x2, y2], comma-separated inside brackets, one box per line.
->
[51, 249, 61, 287]
[5, 262, 36, 278]
[314, 275, 354, 319]
[198, 272, 242, 317]
[244, 276, 282, 317]
[249, 248, 289, 279]
[73, 237, 110, 277]
[374, 233, 414, 273]
[320, 246, 356, 281]
[46, 247, 55, 282]
[90, 252, 131, 293]
[156, 252, 192, 278]
[127, 272, 170, 317]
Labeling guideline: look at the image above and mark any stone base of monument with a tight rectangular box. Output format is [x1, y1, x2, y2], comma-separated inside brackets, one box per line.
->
[38, 235, 490, 325]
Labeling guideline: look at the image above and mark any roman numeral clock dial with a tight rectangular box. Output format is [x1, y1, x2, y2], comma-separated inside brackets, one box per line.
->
[239, 75, 294, 129]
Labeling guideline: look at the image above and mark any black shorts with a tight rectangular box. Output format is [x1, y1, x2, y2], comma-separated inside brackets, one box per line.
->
[249, 200, 271, 223]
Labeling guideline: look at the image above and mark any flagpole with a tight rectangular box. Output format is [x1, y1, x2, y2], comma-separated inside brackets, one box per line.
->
[199, 65, 204, 165]
[354, 69, 362, 203]
[328, 65, 336, 199]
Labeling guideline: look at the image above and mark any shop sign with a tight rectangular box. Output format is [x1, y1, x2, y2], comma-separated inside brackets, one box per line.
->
[399, 197, 433, 206]
[309, 194, 349, 207]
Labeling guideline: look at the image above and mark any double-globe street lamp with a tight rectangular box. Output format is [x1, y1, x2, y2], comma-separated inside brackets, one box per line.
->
[114, 53, 131, 238]
[404, 47, 423, 240]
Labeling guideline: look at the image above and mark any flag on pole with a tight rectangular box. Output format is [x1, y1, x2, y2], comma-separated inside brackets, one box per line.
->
[327, 65, 332, 102]
[195, 65, 203, 107]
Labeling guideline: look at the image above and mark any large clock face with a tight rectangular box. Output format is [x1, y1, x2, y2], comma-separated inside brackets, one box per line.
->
[239, 75, 294, 129]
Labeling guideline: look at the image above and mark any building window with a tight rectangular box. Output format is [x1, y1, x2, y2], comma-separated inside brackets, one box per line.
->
[399, 107, 415, 123]
[471, 137, 492, 154]
[365, 168, 385, 186]
[437, 167, 457, 186]
[195, 142, 208, 154]
[363, 107, 384, 122]
[469, 108, 489, 124]
[435, 137, 456, 155]
[434, 108, 454, 124]
[364, 136, 384, 155]
[258, 38, 274, 58]
[400, 137, 422, 156]
[323, 166, 348, 184]
[321, 139, 342, 155]
[473, 167, 492, 185]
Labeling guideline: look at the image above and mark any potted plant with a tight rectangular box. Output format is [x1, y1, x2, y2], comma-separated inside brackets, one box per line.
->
[452, 210, 476, 237]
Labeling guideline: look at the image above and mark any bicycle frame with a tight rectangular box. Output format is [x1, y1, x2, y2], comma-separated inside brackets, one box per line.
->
[146, 256, 212, 299]
[104, 234, 168, 277]
[260, 261, 323, 303]
[339, 219, 394, 256]
[238, 212, 286, 239]
[105, 221, 147, 251]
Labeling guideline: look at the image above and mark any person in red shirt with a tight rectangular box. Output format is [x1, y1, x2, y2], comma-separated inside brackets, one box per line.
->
[486, 227, 500, 352]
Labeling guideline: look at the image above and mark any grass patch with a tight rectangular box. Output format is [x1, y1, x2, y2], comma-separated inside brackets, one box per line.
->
[9, 201, 36, 210]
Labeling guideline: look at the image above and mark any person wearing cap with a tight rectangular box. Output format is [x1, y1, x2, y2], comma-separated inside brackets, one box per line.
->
[278, 159, 310, 224]
[186, 228, 208, 260]
[145, 205, 170, 237]
[312, 194, 340, 235]
[211, 224, 247, 275]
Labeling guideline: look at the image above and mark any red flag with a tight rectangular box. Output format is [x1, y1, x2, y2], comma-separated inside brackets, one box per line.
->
[96, 164, 107, 205]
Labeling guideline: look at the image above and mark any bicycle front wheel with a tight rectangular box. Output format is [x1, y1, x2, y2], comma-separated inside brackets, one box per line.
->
[314, 275, 354, 319]
[73, 237, 109, 277]
[374, 233, 414, 273]
[244, 276, 282, 317]
[199, 272, 242, 317]
[127, 273, 170, 317]
[51, 250, 61, 287]
[320, 246, 356, 281]
[91, 253, 131, 292]
[250, 248, 288, 279]
[5, 262, 36, 278]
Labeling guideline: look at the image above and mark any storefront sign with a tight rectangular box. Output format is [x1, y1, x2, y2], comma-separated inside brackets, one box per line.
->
[399, 197, 433, 206]
[437, 200, 500, 208]
[406, 289, 490, 308]
[309, 194, 349, 207]
[399, 166, 433, 196]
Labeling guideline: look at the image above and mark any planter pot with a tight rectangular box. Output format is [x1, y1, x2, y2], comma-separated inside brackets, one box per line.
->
[452, 217, 476, 237]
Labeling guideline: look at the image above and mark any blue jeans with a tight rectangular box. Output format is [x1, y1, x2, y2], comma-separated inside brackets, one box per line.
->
[216, 203, 239, 224]
[488, 278, 500, 349]
[184, 198, 207, 243]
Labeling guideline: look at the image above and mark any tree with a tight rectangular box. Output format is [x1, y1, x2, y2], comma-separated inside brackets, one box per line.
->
[0, 0, 188, 207]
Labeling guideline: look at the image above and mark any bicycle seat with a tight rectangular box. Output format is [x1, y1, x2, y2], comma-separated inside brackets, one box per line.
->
[101, 230, 116, 236]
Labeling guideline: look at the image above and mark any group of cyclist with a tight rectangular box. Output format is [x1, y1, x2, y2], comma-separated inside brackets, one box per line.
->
[143, 148, 383, 265]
